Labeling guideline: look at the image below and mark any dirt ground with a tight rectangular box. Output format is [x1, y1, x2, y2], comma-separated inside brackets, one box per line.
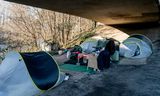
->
[1, 25, 158, 96]
[41, 25, 160, 96]
[41, 45, 160, 96]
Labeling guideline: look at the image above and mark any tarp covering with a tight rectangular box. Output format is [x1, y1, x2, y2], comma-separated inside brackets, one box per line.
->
[120, 34, 153, 58]
[60, 64, 95, 73]
[0, 51, 64, 96]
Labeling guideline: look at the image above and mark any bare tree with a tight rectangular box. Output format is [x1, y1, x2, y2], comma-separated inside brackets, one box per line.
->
[4, 4, 96, 52]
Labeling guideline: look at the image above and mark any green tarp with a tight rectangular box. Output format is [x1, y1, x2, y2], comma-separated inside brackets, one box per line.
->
[60, 64, 95, 73]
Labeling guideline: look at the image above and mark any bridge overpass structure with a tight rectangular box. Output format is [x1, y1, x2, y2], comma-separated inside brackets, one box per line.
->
[5, 0, 160, 25]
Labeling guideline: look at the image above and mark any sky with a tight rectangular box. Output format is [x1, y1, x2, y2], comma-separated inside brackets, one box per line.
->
[0, 0, 10, 9]
[0, 0, 33, 24]
[0, 0, 11, 16]
[0, 0, 12, 24]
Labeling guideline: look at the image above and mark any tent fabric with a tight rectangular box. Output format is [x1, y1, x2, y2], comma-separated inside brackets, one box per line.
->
[110, 50, 119, 62]
[120, 34, 153, 58]
[80, 40, 97, 53]
[20, 52, 59, 90]
[80, 38, 106, 53]
[130, 34, 153, 50]
[0, 51, 39, 96]
[0, 51, 64, 96]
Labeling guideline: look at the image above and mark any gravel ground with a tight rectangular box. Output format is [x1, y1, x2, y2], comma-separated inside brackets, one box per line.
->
[41, 47, 160, 96]
[42, 25, 160, 96]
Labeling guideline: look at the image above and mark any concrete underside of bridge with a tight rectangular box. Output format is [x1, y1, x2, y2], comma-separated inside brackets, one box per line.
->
[5, 0, 160, 25]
